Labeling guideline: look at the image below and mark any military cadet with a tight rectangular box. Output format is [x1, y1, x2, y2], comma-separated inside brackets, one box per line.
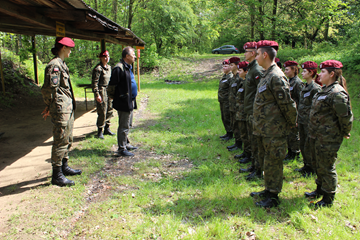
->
[41, 37, 82, 187]
[227, 56, 242, 150]
[283, 61, 304, 161]
[92, 50, 115, 139]
[238, 42, 263, 181]
[218, 59, 233, 140]
[234, 61, 250, 159]
[295, 61, 322, 177]
[250, 40, 297, 208]
[305, 60, 353, 208]
[275, 58, 282, 69]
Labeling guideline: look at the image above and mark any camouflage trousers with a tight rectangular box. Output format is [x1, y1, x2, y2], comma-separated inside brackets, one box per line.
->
[308, 137, 342, 193]
[51, 111, 74, 167]
[247, 115, 258, 168]
[298, 123, 312, 169]
[257, 136, 287, 193]
[230, 111, 240, 140]
[287, 126, 300, 152]
[219, 101, 231, 133]
[237, 120, 250, 152]
[96, 89, 114, 128]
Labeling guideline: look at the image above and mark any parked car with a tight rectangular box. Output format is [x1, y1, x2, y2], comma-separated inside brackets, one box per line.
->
[212, 45, 239, 54]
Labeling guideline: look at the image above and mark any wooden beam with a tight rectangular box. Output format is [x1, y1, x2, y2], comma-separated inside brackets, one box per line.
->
[31, 36, 38, 85]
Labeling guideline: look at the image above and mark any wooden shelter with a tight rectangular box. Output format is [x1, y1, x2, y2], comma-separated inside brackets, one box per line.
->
[0, 0, 145, 92]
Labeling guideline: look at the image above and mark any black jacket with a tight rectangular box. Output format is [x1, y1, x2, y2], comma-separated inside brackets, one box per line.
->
[108, 59, 137, 112]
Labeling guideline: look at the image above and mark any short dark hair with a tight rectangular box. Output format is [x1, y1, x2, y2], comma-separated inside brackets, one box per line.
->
[122, 46, 134, 59]
[260, 47, 277, 61]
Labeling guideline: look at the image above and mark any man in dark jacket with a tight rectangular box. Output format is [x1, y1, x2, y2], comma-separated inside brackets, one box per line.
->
[108, 47, 138, 157]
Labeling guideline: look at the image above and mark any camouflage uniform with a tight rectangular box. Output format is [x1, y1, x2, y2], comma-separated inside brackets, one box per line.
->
[298, 81, 321, 170]
[218, 72, 233, 133]
[41, 57, 76, 167]
[92, 62, 113, 128]
[253, 64, 297, 193]
[308, 81, 353, 193]
[235, 77, 250, 154]
[229, 73, 241, 142]
[243, 60, 263, 166]
[287, 75, 304, 153]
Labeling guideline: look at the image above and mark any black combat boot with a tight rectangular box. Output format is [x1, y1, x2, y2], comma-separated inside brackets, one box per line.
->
[250, 189, 269, 198]
[239, 156, 251, 164]
[256, 192, 280, 208]
[234, 151, 248, 159]
[246, 170, 262, 181]
[228, 140, 243, 151]
[239, 165, 254, 173]
[284, 150, 300, 161]
[62, 159, 82, 176]
[97, 128, 104, 139]
[313, 192, 335, 208]
[222, 132, 233, 141]
[51, 166, 75, 187]
[227, 143, 237, 150]
[104, 124, 115, 136]
[220, 133, 228, 139]
[295, 165, 315, 177]
[305, 184, 324, 199]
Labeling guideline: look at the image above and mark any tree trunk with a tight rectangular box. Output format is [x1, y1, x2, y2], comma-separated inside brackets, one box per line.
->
[113, 0, 118, 23]
[15, 34, 19, 55]
[249, 3, 255, 40]
[258, 0, 265, 40]
[324, 18, 330, 41]
[94, 0, 98, 10]
[128, 0, 135, 29]
[272, 0, 277, 40]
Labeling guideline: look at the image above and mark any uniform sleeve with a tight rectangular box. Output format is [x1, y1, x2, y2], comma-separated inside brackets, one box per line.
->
[333, 92, 353, 137]
[271, 76, 297, 127]
[92, 66, 101, 97]
[41, 64, 61, 106]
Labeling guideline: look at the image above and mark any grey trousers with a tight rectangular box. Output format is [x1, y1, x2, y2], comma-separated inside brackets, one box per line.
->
[117, 110, 132, 151]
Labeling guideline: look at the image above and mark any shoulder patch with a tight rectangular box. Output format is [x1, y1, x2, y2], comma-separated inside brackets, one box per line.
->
[255, 76, 260, 80]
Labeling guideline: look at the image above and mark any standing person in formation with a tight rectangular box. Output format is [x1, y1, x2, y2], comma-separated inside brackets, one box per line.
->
[41, 37, 82, 187]
[234, 61, 250, 160]
[227, 57, 242, 150]
[218, 59, 233, 140]
[295, 61, 322, 177]
[108, 47, 138, 157]
[92, 50, 115, 139]
[275, 58, 282, 69]
[283, 61, 304, 161]
[238, 42, 263, 181]
[250, 40, 297, 208]
[305, 60, 353, 208]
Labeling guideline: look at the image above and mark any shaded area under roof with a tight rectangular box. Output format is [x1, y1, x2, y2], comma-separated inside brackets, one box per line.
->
[0, 0, 145, 47]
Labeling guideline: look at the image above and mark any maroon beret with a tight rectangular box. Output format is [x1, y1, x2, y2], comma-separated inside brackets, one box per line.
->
[275, 58, 280, 62]
[243, 42, 257, 50]
[283, 61, 298, 68]
[229, 57, 241, 64]
[99, 50, 109, 57]
[301, 61, 318, 69]
[256, 40, 279, 51]
[319, 60, 343, 69]
[55, 37, 75, 48]
[222, 59, 230, 65]
[237, 61, 249, 69]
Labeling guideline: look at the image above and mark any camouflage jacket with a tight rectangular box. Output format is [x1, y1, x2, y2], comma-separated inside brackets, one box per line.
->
[253, 64, 297, 137]
[297, 81, 321, 124]
[308, 81, 353, 142]
[244, 60, 263, 115]
[288, 75, 304, 108]
[41, 57, 75, 114]
[235, 77, 247, 121]
[229, 72, 240, 112]
[92, 63, 111, 98]
[218, 72, 233, 102]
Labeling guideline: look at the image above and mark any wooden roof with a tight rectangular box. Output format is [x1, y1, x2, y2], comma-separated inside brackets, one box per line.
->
[0, 0, 145, 47]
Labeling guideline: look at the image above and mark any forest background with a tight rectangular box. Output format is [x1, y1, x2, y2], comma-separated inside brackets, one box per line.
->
[1, 0, 360, 78]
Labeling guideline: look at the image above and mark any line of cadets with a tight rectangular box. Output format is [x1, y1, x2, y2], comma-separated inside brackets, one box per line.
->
[218, 40, 353, 208]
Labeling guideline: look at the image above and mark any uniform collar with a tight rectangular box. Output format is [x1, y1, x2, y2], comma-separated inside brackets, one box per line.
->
[248, 59, 258, 69]
[262, 63, 277, 78]
[100, 62, 109, 70]
[323, 81, 338, 92]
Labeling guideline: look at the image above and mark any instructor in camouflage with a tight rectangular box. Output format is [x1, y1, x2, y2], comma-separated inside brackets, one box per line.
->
[305, 60, 353, 208]
[41, 37, 82, 187]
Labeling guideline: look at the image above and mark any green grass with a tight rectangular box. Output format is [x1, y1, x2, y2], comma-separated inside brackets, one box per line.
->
[2, 55, 360, 239]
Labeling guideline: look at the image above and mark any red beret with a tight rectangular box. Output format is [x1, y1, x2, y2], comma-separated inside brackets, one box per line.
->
[237, 61, 249, 69]
[283, 61, 298, 68]
[229, 57, 241, 64]
[55, 37, 75, 48]
[222, 59, 230, 65]
[301, 61, 318, 69]
[243, 42, 257, 50]
[275, 58, 280, 62]
[256, 40, 279, 51]
[319, 60, 343, 69]
[99, 50, 109, 57]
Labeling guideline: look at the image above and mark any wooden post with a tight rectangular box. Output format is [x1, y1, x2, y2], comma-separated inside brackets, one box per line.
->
[101, 39, 105, 52]
[0, 48, 5, 94]
[32, 36, 39, 85]
[137, 49, 140, 92]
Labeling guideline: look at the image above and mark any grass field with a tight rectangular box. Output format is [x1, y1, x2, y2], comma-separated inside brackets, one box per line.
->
[2, 54, 360, 239]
